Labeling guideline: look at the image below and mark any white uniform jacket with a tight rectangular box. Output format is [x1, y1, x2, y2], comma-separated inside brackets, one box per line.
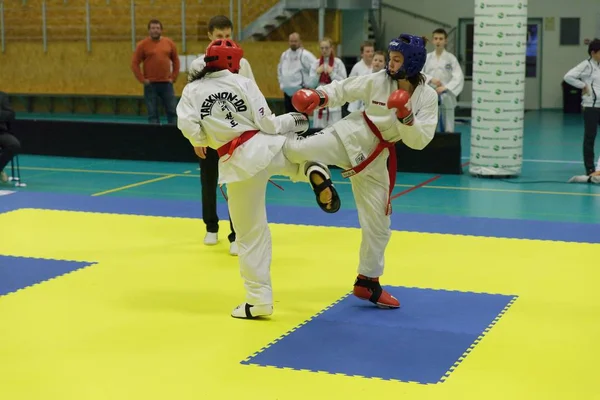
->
[317, 69, 438, 169]
[177, 70, 302, 184]
[189, 54, 256, 82]
[422, 50, 464, 106]
[563, 58, 600, 108]
[347, 59, 373, 113]
[277, 48, 318, 97]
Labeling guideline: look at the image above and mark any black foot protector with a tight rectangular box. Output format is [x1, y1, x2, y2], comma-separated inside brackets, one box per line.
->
[306, 162, 341, 213]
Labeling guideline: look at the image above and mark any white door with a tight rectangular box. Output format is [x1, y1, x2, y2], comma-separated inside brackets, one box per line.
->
[457, 18, 542, 110]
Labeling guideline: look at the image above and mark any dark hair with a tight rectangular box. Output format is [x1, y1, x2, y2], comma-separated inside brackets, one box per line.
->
[360, 40, 375, 53]
[208, 15, 233, 33]
[408, 73, 426, 88]
[147, 19, 162, 30]
[188, 61, 241, 83]
[588, 38, 600, 56]
[432, 28, 447, 38]
[189, 66, 218, 83]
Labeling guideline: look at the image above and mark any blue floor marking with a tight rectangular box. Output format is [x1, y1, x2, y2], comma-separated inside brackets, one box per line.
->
[0, 255, 95, 297]
[241, 286, 517, 384]
[2, 191, 599, 243]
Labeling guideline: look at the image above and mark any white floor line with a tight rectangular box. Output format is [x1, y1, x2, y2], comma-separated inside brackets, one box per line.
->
[460, 156, 580, 164]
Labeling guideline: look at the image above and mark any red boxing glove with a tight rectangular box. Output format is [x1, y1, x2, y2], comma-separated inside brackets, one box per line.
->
[387, 89, 414, 126]
[292, 89, 328, 115]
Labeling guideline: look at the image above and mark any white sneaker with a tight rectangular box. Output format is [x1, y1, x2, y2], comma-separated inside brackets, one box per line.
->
[229, 242, 239, 256]
[231, 302, 273, 319]
[204, 232, 218, 245]
[568, 175, 600, 184]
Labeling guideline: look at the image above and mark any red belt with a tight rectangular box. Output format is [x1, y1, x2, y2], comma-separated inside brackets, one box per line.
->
[215, 129, 284, 201]
[341, 112, 396, 216]
[217, 130, 260, 160]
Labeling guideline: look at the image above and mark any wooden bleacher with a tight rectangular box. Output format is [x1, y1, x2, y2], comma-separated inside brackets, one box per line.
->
[0, 0, 342, 116]
[2, 0, 280, 42]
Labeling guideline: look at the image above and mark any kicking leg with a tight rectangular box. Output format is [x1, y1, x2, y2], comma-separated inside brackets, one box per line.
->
[227, 169, 274, 319]
[283, 127, 351, 213]
[349, 152, 398, 309]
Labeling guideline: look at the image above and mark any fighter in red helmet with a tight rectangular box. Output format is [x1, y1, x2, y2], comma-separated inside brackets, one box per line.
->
[176, 38, 341, 319]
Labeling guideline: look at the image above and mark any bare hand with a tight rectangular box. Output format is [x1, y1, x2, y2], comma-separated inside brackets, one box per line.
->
[325, 65, 333, 74]
[436, 86, 447, 94]
[316, 65, 324, 74]
[583, 86, 590, 95]
[143, 79, 150, 85]
[194, 146, 207, 159]
[431, 78, 441, 86]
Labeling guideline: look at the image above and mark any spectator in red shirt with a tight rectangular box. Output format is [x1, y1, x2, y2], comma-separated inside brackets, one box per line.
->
[131, 19, 180, 124]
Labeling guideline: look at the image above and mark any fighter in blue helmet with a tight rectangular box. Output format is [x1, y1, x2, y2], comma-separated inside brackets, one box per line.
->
[283, 34, 439, 309]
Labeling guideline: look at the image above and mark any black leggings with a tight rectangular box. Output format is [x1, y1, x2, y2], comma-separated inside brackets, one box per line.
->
[198, 147, 236, 243]
[583, 107, 600, 175]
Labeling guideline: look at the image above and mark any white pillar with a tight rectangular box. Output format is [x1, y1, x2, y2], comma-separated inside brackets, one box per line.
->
[469, 0, 528, 177]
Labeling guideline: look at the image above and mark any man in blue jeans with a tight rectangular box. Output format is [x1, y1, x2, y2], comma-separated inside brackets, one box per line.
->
[131, 19, 180, 124]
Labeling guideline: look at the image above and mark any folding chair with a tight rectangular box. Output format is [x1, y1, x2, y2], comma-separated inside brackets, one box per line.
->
[8, 155, 26, 187]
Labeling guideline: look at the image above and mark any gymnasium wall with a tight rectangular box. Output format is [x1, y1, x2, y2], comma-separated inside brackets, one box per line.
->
[380, 0, 599, 109]
[0, 40, 322, 99]
[0, 0, 341, 100]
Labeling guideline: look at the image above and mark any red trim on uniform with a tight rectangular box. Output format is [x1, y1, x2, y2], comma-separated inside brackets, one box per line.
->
[215, 129, 284, 202]
[217, 129, 260, 159]
[341, 112, 396, 216]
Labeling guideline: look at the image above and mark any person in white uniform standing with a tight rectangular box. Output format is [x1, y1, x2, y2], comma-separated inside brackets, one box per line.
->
[347, 40, 375, 113]
[277, 33, 318, 113]
[285, 33, 438, 309]
[352, 50, 386, 111]
[177, 38, 341, 319]
[563, 38, 600, 176]
[371, 51, 386, 73]
[422, 28, 464, 132]
[308, 37, 347, 128]
[187, 15, 256, 256]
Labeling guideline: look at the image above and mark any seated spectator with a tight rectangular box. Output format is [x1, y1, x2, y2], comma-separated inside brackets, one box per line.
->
[0, 91, 20, 182]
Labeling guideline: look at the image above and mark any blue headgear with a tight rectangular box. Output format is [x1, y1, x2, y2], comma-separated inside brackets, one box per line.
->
[386, 34, 427, 80]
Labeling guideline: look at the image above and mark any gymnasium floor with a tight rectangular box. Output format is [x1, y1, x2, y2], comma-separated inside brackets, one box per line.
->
[0, 109, 598, 399]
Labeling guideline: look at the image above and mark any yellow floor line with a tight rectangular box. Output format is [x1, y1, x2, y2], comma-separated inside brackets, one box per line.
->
[20, 166, 171, 177]
[91, 175, 177, 197]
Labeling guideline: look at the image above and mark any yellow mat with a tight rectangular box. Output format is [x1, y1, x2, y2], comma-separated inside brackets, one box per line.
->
[0, 208, 598, 400]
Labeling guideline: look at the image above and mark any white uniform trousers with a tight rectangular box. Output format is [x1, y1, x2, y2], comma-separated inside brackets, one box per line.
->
[283, 129, 392, 278]
[227, 147, 307, 306]
[439, 92, 456, 132]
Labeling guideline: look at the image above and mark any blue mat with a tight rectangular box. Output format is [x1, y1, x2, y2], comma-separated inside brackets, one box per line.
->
[242, 286, 517, 384]
[0, 255, 95, 297]
[2, 191, 600, 243]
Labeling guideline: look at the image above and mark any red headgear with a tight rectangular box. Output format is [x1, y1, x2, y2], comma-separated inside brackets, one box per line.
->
[204, 39, 243, 73]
